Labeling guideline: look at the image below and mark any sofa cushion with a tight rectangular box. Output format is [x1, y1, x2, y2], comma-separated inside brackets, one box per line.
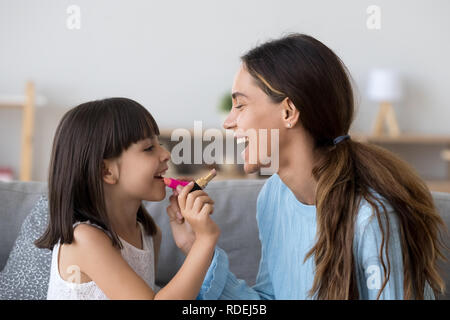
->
[0, 181, 47, 270]
[430, 192, 450, 300]
[0, 195, 52, 300]
[0, 179, 448, 300]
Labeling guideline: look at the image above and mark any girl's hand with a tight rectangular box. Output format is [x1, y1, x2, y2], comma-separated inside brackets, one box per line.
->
[177, 182, 220, 242]
[166, 192, 196, 255]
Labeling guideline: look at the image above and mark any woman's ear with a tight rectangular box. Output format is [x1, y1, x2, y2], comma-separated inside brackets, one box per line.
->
[281, 97, 300, 128]
[102, 159, 119, 185]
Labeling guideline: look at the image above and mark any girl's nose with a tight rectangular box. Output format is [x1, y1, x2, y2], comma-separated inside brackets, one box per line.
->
[161, 146, 171, 162]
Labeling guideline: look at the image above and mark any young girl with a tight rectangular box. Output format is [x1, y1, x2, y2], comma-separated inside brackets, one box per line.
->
[167, 34, 448, 299]
[35, 97, 220, 299]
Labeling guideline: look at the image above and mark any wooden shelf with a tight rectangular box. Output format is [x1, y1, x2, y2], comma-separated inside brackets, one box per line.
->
[0, 82, 47, 181]
[425, 180, 450, 193]
[351, 132, 450, 145]
[351, 132, 450, 193]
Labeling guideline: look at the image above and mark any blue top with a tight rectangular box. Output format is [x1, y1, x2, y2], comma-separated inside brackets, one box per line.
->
[198, 173, 434, 300]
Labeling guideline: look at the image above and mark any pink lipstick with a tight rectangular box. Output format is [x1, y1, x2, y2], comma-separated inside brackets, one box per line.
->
[162, 178, 190, 189]
[163, 169, 217, 193]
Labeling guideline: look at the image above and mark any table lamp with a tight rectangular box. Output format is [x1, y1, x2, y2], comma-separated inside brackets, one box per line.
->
[367, 69, 403, 137]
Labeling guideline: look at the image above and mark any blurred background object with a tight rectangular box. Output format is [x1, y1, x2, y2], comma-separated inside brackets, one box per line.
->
[367, 68, 403, 137]
[1, 0, 449, 191]
[0, 167, 14, 182]
[0, 81, 47, 181]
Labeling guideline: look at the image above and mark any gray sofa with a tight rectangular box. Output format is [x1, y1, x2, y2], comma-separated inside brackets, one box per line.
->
[1, 179, 449, 299]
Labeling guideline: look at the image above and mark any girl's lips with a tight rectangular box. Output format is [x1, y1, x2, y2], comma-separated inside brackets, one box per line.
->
[154, 167, 168, 179]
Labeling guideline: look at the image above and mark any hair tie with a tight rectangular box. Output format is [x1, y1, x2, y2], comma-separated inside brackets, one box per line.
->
[333, 134, 350, 145]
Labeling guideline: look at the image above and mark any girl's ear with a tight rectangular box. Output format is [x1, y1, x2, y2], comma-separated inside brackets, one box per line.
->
[102, 159, 119, 185]
[281, 97, 300, 129]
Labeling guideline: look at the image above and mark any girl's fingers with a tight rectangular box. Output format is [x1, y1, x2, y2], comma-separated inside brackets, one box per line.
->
[176, 182, 194, 211]
[192, 196, 214, 215]
[199, 203, 214, 217]
[185, 190, 207, 211]
[168, 195, 183, 223]
[166, 205, 178, 222]
[169, 194, 179, 209]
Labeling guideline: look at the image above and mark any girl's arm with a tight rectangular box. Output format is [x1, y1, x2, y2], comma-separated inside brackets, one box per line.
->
[153, 225, 162, 279]
[155, 236, 216, 299]
[156, 181, 220, 299]
[166, 186, 275, 300]
[72, 223, 217, 300]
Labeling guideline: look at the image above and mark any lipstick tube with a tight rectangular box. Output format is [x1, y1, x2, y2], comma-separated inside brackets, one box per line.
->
[163, 169, 217, 193]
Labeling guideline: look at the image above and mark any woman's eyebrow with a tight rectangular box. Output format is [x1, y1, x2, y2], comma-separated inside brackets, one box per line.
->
[232, 92, 248, 99]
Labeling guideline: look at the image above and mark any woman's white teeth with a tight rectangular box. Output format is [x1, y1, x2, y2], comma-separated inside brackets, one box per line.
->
[236, 137, 246, 145]
[236, 137, 249, 146]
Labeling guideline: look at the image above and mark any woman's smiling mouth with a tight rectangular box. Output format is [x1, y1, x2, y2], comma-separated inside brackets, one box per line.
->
[236, 136, 250, 160]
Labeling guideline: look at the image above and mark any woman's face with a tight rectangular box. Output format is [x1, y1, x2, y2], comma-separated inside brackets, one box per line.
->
[223, 64, 285, 174]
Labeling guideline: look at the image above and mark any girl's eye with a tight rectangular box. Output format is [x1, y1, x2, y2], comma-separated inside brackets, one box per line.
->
[234, 104, 244, 110]
[145, 143, 164, 152]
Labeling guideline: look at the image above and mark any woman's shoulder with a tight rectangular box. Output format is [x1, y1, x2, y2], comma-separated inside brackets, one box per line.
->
[256, 174, 284, 227]
[257, 174, 282, 202]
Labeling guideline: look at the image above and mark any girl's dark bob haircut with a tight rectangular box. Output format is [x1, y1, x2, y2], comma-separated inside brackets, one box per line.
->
[35, 97, 159, 250]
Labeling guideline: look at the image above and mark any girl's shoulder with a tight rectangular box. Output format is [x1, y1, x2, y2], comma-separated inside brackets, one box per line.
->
[73, 222, 113, 244]
[67, 222, 120, 261]
[71, 221, 116, 247]
[58, 222, 118, 284]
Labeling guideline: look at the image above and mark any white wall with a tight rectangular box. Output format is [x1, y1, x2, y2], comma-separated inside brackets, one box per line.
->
[1, 0, 449, 181]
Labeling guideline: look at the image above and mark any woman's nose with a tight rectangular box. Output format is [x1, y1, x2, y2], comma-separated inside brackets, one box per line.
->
[223, 112, 236, 130]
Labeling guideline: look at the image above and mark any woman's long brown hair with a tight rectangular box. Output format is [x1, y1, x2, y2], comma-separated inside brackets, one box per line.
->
[35, 97, 158, 250]
[242, 33, 448, 299]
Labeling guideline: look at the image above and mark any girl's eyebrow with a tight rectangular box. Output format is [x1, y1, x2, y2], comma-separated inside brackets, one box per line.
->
[138, 138, 152, 146]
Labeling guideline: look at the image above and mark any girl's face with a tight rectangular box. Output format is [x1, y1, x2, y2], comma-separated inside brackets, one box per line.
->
[109, 136, 171, 202]
[223, 64, 285, 174]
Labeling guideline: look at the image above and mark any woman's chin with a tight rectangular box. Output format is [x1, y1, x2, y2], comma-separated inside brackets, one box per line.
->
[243, 162, 261, 174]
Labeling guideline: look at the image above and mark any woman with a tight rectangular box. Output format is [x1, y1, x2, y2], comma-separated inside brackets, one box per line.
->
[166, 33, 447, 299]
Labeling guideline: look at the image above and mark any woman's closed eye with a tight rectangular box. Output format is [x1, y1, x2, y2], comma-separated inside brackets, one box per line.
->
[234, 104, 244, 110]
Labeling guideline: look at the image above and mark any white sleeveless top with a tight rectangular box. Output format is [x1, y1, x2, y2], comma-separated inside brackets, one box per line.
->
[47, 220, 156, 300]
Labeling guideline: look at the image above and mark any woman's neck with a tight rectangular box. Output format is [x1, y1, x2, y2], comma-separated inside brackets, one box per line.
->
[277, 132, 320, 206]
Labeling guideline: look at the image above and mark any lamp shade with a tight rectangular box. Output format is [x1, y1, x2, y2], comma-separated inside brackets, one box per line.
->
[367, 69, 403, 102]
